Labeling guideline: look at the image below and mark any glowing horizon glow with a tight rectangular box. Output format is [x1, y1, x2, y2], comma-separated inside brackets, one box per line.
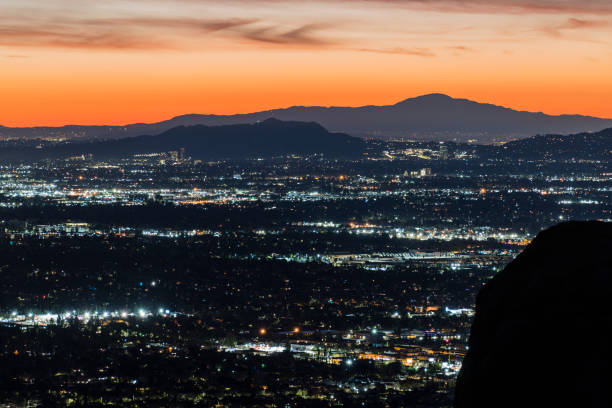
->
[1, 0, 612, 126]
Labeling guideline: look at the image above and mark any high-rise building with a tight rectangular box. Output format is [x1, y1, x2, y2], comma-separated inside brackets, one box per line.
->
[440, 145, 449, 160]
[420, 168, 432, 177]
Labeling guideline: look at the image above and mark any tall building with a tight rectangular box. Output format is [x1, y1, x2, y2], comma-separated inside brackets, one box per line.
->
[420, 168, 432, 177]
[440, 145, 449, 160]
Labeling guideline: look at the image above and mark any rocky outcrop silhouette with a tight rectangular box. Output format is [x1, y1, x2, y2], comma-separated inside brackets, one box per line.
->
[455, 221, 612, 408]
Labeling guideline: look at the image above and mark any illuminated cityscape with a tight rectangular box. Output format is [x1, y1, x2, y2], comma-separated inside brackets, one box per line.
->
[0, 136, 610, 406]
[2, 0, 612, 405]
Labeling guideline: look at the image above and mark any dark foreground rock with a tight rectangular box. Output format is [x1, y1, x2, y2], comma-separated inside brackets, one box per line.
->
[455, 221, 612, 408]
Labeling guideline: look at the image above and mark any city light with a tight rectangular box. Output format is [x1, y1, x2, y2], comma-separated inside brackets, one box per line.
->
[0, 130, 607, 406]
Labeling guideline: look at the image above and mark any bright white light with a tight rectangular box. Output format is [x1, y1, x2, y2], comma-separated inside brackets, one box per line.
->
[138, 309, 146, 318]
[165, 309, 170, 314]
[11, 311, 17, 317]
[121, 311, 128, 318]
[158, 308, 164, 314]
[151, 281, 156, 287]
[371, 328, 378, 335]
[346, 359, 353, 366]
[102, 311, 109, 318]
[84, 312, 91, 319]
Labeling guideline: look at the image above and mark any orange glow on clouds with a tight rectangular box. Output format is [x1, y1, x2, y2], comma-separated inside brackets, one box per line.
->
[1, 0, 611, 126]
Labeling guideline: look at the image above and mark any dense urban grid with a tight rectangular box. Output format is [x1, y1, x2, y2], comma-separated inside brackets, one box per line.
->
[1, 138, 610, 407]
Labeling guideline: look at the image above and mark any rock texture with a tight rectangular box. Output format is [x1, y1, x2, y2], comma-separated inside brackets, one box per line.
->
[455, 221, 612, 408]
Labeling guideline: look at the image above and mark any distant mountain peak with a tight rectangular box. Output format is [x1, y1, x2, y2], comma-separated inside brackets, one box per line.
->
[394, 93, 455, 105]
[258, 117, 289, 126]
[0, 119, 365, 163]
[256, 117, 327, 131]
[259, 117, 282, 123]
[414, 93, 454, 100]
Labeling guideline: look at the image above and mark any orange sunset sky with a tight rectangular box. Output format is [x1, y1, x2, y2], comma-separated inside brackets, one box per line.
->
[1, 0, 612, 126]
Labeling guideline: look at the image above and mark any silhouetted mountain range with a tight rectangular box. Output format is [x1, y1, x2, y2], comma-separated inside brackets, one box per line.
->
[2, 94, 612, 143]
[494, 127, 612, 160]
[1, 120, 611, 164]
[0, 119, 365, 163]
[455, 221, 612, 408]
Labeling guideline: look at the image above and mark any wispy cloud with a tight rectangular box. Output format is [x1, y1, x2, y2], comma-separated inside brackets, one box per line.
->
[354, 46, 435, 57]
[561, 18, 609, 29]
[0, 14, 335, 50]
[238, 23, 334, 46]
[0, 25, 176, 49]
[0, 15, 265, 50]
[1, 0, 610, 53]
[355, 0, 612, 14]
[539, 17, 609, 37]
[447, 45, 477, 53]
[167, 0, 612, 14]
[81, 17, 258, 33]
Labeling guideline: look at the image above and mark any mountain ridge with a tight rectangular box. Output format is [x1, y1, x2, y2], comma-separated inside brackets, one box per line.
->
[0, 119, 365, 163]
[1, 119, 610, 164]
[498, 127, 612, 160]
[2, 94, 612, 144]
